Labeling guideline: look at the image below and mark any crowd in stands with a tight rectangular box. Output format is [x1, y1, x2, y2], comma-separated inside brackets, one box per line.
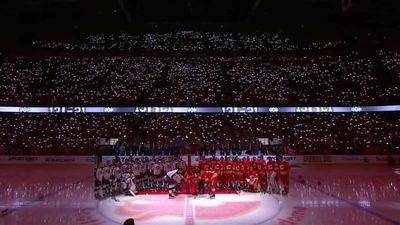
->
[0, 52, 399, 106]
[0, 32, 399, 156]
[377, 50, 400, 101]
[31, 32, 346, 52]
[0, 113, 398, 155]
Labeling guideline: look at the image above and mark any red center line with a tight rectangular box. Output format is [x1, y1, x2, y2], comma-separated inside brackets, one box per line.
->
[185, 196, 195, 225]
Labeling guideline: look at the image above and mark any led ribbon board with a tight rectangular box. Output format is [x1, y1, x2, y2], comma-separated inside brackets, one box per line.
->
[0, 106, 399, 113]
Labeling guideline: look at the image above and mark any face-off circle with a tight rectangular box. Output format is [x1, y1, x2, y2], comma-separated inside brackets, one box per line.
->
[97, 193, 282, 225]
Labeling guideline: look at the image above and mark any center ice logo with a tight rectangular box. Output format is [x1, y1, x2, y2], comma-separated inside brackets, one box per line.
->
[115, 197, 185, 221]
[96, 194, 273, 224]
[114, 197, 261, 221]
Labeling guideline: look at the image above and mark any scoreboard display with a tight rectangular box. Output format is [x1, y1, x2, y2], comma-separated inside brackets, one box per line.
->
[0, 105, 399, 113]
[49, 107, 86, 113]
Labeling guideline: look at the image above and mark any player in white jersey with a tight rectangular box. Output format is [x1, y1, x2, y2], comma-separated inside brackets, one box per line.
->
[112, 163, 122, 194]
[164, 160, 175, 173]
[122, 170, 130, 192]
[108, 162, 121, 202]
[103, 164, 112, 182]
[152, 161, 164, 190]
[102, 162, 113, 197]
[141, 160, 151, 190]
[128, 174, 137, 196]
[122, 161, 130, 175]
[177, 158, 187, 171]
[146, 159, 156, 190]
[164, 169, 183, 199]
[132, 163, 142, 191]
[95, 166, 104, 199]
[122, 168, 136, 196]
[95, 167, 103, 186]
[168, 159, 180, 191]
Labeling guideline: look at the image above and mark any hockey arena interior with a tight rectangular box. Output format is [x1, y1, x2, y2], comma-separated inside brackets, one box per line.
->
[1, 0, 400, 225]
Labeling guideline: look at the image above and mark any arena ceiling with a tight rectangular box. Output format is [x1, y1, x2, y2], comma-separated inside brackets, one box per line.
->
[1, 0, 399, 28]
[0, 0, 398, 47]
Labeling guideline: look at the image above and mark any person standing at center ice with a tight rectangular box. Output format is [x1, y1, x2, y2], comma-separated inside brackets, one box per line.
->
[267, 156, 278, 193]
[164, 169, 182, 199]
[277, 155, 290, 195]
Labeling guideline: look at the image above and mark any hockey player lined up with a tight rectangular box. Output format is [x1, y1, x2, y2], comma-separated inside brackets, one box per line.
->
[246, 169, 260, 192]
[212, 159, 222, 189]
[200, 169, 218, 198]
[199, 158, 211, 171]
[177, 158, 187, 171]
[111, 160, 122, 194]
[224, 158, 234, 189]
[141, 157, 151, 190]
[184, 167, 197, 194]
[127, 156, 183, 192]
[267, 157, 279, 193]
[198, 157, 270, 192]
[256, 158, 267, 193]
[95, 165, 104, 199]
[132, 161, 142, 190]
[164, 169, 182, 199]
[94, 159, 123, 200]
[198, 158, 209, 194]
[122, 169, 136, 196]
[151, 160, 164, 190]
[234, 159, 245, 191]
[277, 156, 290, 195]
[102, 161, 113, 197]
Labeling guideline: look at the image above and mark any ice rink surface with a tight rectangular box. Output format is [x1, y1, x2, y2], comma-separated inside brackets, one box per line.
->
[1, 164, 400, 225]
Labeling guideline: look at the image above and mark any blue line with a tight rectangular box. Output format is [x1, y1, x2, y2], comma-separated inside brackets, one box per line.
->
[253, 194, 284, 225]
[0, 175, 92, 219]
[294, 176, 400, 225]
[96, 198, 122, 225]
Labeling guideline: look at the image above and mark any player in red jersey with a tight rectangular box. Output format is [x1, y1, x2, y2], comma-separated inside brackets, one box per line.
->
[266, 156, 279, 193]
[243, 158, 251, 183]
[277, 156, 290, 195]
[257, 159, 267, 193]
[198, 158, 205, 171]
[212, 158, 222, 189]
[184, 167, 196, 195]
[249, 157, 257, 171]
[234, 159, 245, 192]
[203, 158, 212, 171]
[198, 159, 204, 170]
[224, 159, 234, 189]
[193, 167, 201, 195]
[219, 157, 226, 189]
[273, 156, 280, 193]
[246, 169, 260, 192]
[201, 170, 218, 198]
[213, 158, 221, 172]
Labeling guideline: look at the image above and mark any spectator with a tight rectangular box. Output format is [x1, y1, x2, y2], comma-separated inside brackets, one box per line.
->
[123, 218, 135, 225]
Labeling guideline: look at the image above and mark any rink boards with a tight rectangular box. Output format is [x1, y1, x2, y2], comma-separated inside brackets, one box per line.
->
[1, 163, 399, 225]
[0, 155, 399, 165]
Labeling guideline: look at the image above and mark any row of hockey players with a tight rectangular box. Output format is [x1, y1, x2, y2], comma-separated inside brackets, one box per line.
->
[95, 155, 290, 199]
[121, 156, 187, 192]
[95, 159, 123, 199]
[186, 155, 290, 195]
[95, 156, 186, 198]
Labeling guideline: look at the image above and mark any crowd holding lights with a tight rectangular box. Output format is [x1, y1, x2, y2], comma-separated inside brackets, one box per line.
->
[0, 57, 164, 105]
[0, 114, 398, 155]
[0, 54, 398, 106]
[0, 32, 399, 155]
[31, 32, 346, 52]
[377, 50, 400, 100]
